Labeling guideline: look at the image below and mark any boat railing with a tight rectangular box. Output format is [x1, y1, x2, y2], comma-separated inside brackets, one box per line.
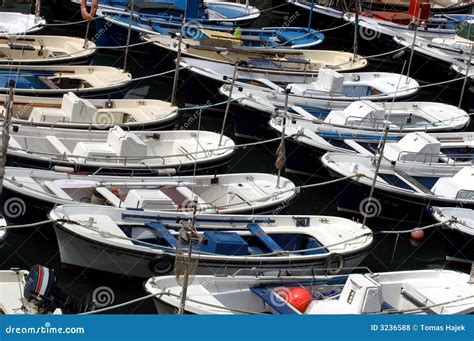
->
[395, 151, 474, 165]
[228, 266, 374, 278]
[8, 142, 232, 164]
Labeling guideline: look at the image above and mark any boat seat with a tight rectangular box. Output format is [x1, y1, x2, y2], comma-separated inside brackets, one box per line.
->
[8, 136, 25, 152]
[343, 140, 373, 156]
[247, 223, 283, 253]
[8, 43, 35, 51]
[107, 126, 147, 157]
[95, 186, 122, 207]
[46, 135, 71, 156]
[175, 187, 207, 206]
[400, 281, 443, 313]
[43, 181, 73, 200]
[38, 76, 60, 90]
[145, 222, 177, 248]
[250, 286, 300, 314]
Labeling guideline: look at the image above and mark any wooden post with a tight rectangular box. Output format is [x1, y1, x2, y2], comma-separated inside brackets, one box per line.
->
[406, 5, 422, 83]
[123, 0, 135, 72]
[178, 196, 198, 314]
[276, 88, 290, 188]
[0, 80, 15, 218]
[171, 17, 186, 107]
[219, 62, 239, 146]
[458, 43, 474, 108]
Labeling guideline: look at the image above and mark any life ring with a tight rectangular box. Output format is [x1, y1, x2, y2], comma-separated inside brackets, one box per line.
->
[325, 253, 344, 275]
[149, 254, 174, 275]
[81, 0, 98, 21]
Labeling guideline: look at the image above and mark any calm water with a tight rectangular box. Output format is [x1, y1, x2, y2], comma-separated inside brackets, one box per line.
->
[0, 1, 471, 314]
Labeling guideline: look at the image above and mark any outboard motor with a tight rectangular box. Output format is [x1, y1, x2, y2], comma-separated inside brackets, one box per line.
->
[23, 264, 93, 314]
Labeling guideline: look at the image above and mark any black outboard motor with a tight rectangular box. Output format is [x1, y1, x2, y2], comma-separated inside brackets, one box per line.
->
[24, 264, 93, 314]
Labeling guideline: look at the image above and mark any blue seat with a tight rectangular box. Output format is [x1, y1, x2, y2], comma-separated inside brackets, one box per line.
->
[250, 287, 299, 314]
[247, 224, 283, 253]
[144, 222, 177, 248]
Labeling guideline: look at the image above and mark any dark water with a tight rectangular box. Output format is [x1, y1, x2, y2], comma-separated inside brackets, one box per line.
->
[0, 1, 472, 314]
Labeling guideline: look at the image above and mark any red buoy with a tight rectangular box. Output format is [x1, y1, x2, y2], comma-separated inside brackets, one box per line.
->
[411, 229, 425, 240]
[275, 287, 313, 313]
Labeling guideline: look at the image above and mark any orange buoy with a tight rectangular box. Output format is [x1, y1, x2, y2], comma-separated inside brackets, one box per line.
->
[275, 287, 313, 313]
[81, 0, 98, 21]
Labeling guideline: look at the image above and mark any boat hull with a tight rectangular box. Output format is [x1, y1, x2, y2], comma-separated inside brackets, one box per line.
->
[53, 224, 371, 278]
[332, 178, 474, 225]
[6, 153, 233, 177]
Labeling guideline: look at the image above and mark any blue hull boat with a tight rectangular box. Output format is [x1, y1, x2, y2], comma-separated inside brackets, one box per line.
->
[73, 0, 260, 25]
[0, 65, 132, 98]
[96, 9, 324, 49]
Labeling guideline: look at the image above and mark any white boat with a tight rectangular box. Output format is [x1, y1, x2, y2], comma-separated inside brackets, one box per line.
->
[2, 167, 297, 224]
[0, 35, 96, 65]
[221, 69, 419, 109]
[270, 119, 474, 176]
[0, 65, 132, 97]
[0, 12, 45, 37]
[394, 33, 468, 66]
[0, 216, 6, 241]
[4, 125, 235, 176]
[433, 207, 474, 236]
[49, 205, 373, 278]
[393, 21, 474, 66]
[268, 100, 470, 133]
[1, 92, 178, 130]
[180, 56, 368, 84]
[145, 269, 474, 314]
[144, 34, 367, 76]
[432, 207, 474, 262]
[321, 150, 474, 221]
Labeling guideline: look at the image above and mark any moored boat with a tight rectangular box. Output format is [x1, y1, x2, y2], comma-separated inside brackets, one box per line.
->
[0, 65, 132, 98]
[432, 207, 474, 262]
[49, 205, 373, 278]
[1, 167, 297, 224]
[0, 12, 46, 37]
[145, 269, 474, 314]
[3, 125, 235, 176]
[1, 92, 178, 130]
[0, 35, 96, 65]
[321, 150, 474, 222]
